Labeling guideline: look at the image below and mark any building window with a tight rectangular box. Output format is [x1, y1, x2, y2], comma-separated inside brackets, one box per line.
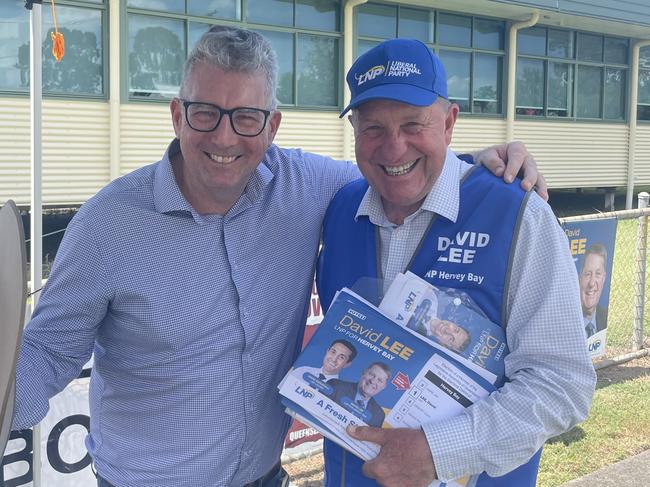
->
[517, 27, 628, 121]
[0, 0, 106, 97]
[126, 0, 341, 108]
[356, 3, 505, 115]
[638, 46, 650, 121]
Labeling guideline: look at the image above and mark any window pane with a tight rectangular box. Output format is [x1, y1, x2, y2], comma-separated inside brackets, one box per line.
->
[438, 13, 470, 47]
[296, 0, 339, 32]
[638, 105, 650, 121]
[127, 0, 184, 13]
[255, 29, 293, 104]
[247, 0, 293, 27]
[358, 3, 396, 38]
[641, 47, 650, 69]
[548, 29, 573, 59]
[473, 19, 503, 50]
[604, 68, 625, 120]
[639, 70, 650, 104]
[358, 39, 380, 57]
[518, 27, 545, 56]
[297, 34, 338, 106]
[439, 50, 470, 112]
[473, 54, 501, 114]
[576, 65, 602, 118]
[128, 14, 184, 99]
[0, 1, 29, 91]
[188, 22, 210, 52]
[43, 5, 104, 96]
[188, 0, 239, 20]
[577, 33, 602, 62]
[398, 8, 432, 43]
[604, 37, 628, 64]
[516, 58, 544, 115]
[547, 62, 572, 117]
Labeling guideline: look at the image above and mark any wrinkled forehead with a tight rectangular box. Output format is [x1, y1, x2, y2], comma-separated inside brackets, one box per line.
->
[583, 252, 606, 271]
[364, 365, 388, 379]
[353, 98, 432, 118]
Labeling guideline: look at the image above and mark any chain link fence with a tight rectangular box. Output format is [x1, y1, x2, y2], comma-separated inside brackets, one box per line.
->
[559, 193, 650, 367]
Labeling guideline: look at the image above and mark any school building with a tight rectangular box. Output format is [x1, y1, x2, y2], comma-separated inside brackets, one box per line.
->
[1, 0, 650, 209]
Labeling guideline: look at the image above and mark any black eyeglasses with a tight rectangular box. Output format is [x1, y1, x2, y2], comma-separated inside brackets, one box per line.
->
[180, 100, 271, 137]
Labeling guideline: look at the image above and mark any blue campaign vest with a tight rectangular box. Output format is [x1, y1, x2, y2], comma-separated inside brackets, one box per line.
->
[316, 165, 541, 487]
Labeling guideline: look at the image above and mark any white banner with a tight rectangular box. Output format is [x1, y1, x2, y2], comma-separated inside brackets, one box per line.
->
[2, 377, 94, 487]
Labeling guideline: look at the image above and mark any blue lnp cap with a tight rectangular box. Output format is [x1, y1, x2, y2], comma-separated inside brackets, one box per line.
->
[340, 38, 448, 117]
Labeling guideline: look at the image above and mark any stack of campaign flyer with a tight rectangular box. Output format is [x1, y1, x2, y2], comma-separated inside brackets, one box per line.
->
[380, 272, 508, 385]
[278, 282, 507, 486]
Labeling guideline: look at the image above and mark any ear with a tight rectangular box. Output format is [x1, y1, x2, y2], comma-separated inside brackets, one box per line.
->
[444, 103, 460, 145]
[266, 110, 282, 143]
[170, 98, 183, 138]
[342, 360, 352, 369]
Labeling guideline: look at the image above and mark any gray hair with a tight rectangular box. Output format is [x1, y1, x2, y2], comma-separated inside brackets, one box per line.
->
[349, 96, 452, 120]
[180, 25, 278, 109]
[582, 243, 608, 272]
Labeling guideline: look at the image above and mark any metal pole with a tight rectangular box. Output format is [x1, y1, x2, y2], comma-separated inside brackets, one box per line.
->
[633, 192, 649, 350]
[28, 1, 43, 485]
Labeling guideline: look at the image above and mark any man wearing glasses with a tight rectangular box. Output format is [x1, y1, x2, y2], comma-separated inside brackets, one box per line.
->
[12, 26, 544, 487]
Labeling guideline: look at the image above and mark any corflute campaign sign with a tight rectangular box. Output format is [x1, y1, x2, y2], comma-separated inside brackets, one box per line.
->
[563, 218, 617, 358]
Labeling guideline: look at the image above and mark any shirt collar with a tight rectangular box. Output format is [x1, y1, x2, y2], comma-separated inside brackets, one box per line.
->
[153, 139, 274, 224]
[355, 148, 463, 225]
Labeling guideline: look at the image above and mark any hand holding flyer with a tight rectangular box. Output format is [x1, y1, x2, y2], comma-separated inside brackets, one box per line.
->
[278, 286, 500, 487]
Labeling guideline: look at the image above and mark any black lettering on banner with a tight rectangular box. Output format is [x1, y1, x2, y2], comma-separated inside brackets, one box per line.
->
[1, 429, 33, 487]
[47, 415, 91, 474]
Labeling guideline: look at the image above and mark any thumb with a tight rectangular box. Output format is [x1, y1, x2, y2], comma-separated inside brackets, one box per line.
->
[347, 424, 386, 444]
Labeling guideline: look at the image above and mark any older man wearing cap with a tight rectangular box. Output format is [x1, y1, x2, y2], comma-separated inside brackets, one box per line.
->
[316, 38, 596, 487]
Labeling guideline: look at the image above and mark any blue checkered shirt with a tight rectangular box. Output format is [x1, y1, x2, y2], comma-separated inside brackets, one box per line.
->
[13, 140, 359, 487]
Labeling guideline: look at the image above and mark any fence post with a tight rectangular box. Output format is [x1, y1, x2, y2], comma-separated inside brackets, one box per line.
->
[633, 192, 649, 350]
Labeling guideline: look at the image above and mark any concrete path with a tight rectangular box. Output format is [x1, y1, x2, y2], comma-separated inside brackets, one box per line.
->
[560, 449, 650, 487]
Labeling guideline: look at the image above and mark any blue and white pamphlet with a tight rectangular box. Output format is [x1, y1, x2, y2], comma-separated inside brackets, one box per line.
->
[380, 272, 508, 384]
[279, 285, 501, 487]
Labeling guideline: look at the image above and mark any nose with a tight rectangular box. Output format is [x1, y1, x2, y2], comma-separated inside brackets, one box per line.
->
[377, 128, 408, 164]
[209, 114, 239, 146]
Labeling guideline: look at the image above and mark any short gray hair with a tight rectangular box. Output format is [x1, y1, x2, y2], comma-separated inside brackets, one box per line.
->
[180, 25, 278, 109]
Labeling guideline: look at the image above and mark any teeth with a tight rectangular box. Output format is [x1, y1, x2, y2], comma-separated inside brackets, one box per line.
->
[208, 153, 237, 164]
[383, 160, 417, 176]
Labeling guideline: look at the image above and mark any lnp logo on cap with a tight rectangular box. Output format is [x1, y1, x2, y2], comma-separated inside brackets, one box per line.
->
[355, 65, 386, 85]
[355, 61, 423, 86]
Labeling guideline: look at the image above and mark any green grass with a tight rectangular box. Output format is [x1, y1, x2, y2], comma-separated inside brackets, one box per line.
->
[538, 374, 650, 486]
[606, 219, 649, 348]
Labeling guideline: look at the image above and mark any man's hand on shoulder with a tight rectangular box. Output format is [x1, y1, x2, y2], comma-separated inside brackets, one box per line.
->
[473, 141, 549, 201]
[347, 425, 437, 487]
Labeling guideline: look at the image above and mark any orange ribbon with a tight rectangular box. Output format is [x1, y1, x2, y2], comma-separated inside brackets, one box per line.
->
[50, 0, 64, 61]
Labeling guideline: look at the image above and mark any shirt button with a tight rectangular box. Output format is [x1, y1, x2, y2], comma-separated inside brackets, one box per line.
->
[241, 308, 248, 318]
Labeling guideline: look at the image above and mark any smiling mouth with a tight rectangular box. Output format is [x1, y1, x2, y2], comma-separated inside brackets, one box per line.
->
[382, 159, 419, 176]
[206, 152, 238, 164]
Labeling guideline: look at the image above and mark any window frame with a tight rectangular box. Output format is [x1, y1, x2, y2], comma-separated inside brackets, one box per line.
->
[123, 0, 343, 110]
[0, 0, 108, 100]
[355, 3, 506, 117]
[516, 26, 629, 122]
[637, 46, 650, 123]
